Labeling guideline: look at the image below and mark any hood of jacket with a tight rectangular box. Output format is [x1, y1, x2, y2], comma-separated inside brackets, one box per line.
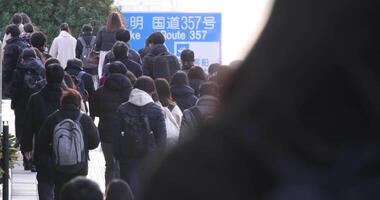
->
[6, 36, 25, 46]
[128, 88, 154, 106]
[104, 73, 132, 91]
[148, 44, 169, 57]
[18, 57, 43, 71]
[65, 64, 82, 73]
[59, 31, 72, 38]
[171, 85, 195, 98]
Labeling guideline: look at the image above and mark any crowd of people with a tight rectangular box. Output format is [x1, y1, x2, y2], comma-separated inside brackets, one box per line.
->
[1, 12, 232, 200]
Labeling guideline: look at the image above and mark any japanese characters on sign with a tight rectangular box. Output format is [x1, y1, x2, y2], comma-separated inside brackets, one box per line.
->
[124, 13, 221, 71]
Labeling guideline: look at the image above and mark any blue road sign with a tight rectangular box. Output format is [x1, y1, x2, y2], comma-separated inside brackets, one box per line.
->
[123, 12, 222, 71]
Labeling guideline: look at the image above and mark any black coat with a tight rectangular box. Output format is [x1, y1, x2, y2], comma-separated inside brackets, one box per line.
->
[2, 37, 28, 98]
[103, 46, 142, 66]
[142, 44, 180, 78]
[65, 65, 96, 118]
[111, 55, 143, 78]
[37, 104, 100, 175]
[21, 83, 63, 166]
[171, 85, 198, 111]
[95, 27, 117, 52]
[93, 74, 132, 143]
[189, 79, 204, 97]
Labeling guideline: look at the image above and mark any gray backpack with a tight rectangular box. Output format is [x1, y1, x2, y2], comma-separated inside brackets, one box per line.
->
[52, 113, 85, 173]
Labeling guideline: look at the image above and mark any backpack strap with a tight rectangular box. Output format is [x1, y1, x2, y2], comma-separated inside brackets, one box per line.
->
[77, 71, 86, 80]
[78, 37, 90, 48]
[189, 107, 203, 124]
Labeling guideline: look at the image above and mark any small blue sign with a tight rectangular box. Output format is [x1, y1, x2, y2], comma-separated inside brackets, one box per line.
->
[123, 12, 222, 71]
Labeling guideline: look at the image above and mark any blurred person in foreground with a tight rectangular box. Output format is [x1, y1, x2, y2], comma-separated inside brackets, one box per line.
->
[140, 0, 380, 199]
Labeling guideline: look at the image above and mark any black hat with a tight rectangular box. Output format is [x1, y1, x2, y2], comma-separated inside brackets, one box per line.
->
[46, 63, 64, 83]
[135, 76, 156, 94]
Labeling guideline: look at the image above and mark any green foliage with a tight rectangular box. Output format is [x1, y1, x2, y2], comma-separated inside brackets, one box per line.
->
[0, 0, 114, 45]
[0, 133, 18, 179]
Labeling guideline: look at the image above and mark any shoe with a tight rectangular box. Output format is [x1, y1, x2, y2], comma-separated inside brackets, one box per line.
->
[23, 161, 31, 171]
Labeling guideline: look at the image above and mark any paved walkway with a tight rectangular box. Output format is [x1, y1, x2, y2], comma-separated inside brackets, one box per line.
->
[1, 100, 106, 199]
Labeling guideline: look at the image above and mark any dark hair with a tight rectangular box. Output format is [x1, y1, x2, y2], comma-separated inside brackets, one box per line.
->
[180, 49, 195, 62]
[116, 29, 131, 42]
[208, 63, 221, 75]
[135, 76, 156, 94]
[109, 61, 128, 75]
[5, 24, 21, 37]
[11, 14, 22, 25]
[60, 88, 82, 107]
[112, 41, 129, 59]
[106, 12, 123, 32]
[171, 71, 189, 86]
[30, 31, 47, 49]
[82, 24, 93, 33]
[21, 48, 36, 59]
[46, 63, 64, 84]
[60, 176, 103, 200]
[106, 179, 134, 200]
[23, 23, 34, 33]
[45, 57, 60, 68]
[188, 66, 207, 81]
[20, 13, 31, 24]
[126, 71, 137, 85]
[199, 81, 219, 97]
[148, 32, 165, 45]
[66, 58, 83, 69]
[155, 78, 176, 108]
[60, 23, 70, 32]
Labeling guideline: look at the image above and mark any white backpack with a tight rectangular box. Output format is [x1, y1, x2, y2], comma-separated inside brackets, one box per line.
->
[162, 107, 180, 145]
[52, 113, 85, 173]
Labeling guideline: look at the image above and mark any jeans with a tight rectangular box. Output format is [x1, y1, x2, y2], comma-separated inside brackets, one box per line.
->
[120, 159, 142, 195]
[36, 165, 55, 200]
[101, 142, 120, 187]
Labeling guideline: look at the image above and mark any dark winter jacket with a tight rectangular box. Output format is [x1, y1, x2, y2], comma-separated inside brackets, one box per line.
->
[103, 45, 142, 66]
[179, 95, 219, 141]
[110, 55, 143, 78]
[95, 27, 117, 52]
[189, 79, 204, 97]
[37, 104, 100, 175]
[65, 64, 96, 118]
[142, 44, 180, 78]
[93, 74, 132, 143]
[10, 57, 45, 112]
[113, 88, 166, 162]
[171, 85, 198, 111]
[138, 47, 150, 60]
[21, 83, 63, 167]
[2, 37, 28, 98]
[76, 31, 95, 59]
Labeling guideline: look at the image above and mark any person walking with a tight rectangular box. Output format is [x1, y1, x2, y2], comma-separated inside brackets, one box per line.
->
[95, 12, 124, 78]
[49, 23, 77, 69]
[170, 71, 198, 111]
[114, 76, 166, 194]
[37, 89, 99, 199]
[93, 72, 132, 186]
[22, 63, 65, 200]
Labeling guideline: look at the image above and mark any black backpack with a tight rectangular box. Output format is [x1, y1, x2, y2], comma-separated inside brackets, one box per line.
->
[121, 102, 156, 158]
[78, 36, 97, 69]
[152, 54, 180, 79]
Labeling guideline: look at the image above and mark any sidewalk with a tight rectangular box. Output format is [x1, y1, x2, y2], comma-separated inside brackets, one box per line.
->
[1, 100, 106, 199]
